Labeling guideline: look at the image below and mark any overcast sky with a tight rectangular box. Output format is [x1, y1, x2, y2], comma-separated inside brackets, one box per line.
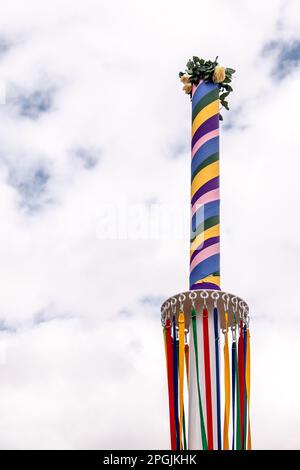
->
[0, 0, 299, 449]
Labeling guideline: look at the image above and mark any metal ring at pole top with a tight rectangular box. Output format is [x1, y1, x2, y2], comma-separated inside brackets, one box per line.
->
[200, 290, 208, 306]
[160, 289, 250, 331]
[189, 291, 197, 308]
[200, 291, 209, 298]
[231, 296, 238, 312]
[178, 293, 186, 311]
[222, 292, 230, 311]
[211, 292, 220, 300]
[189, 291, 197, 300]
[171, 297, 177, 314]
[211, 291, 219, 307]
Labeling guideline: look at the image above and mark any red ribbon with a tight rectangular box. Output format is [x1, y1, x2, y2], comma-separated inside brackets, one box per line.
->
[203, 308, 213, 450]
[238, 321, 245, 449]
[166, 319, 176, 450]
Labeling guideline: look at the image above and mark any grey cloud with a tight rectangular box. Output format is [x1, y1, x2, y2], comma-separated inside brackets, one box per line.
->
[0, 36, 10, 57]
[169, 140, 189, 159]
[73, 147, 101, 169]
[9, 166, 51, 212]
[118, 308, 134, 318]
[34, 309, 76, 325]
[14, 88, 55, 119]
[0, 319, 16, 333]
[222, 105, 248, 132]
[262, 39, 300, 79]
[139, 296, 164, 308]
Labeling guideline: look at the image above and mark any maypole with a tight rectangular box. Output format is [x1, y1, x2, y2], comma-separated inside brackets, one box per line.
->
[161, 57, 251, 451]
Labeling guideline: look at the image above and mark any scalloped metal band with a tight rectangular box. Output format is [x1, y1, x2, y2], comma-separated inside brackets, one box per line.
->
[161, 289, 249, 330]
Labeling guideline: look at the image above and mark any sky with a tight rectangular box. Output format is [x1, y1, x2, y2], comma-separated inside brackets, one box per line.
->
[0, 0, 299, 450]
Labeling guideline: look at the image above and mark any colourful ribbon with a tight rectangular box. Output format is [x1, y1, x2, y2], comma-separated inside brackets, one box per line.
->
[165, 319, 176, 450]
[243, 324, 247, 449]
[191, 308, 208, 449]
[203, 307, 213, 449]
[178, 312, 185, 450]
[185, 343, 189, 383]
[235, 335, 241, 450]
[246, 328, 252, 450]
[223, 312, 230, 450]
[238, 321, 245, 449]
[213, 307, 221, 450]
[231, 338, 237, 450]
[172, 316, 180, 449]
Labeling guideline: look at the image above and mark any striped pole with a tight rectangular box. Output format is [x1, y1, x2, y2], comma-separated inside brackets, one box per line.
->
[190, 80, 220, 291]
[161, 64, 251, 451]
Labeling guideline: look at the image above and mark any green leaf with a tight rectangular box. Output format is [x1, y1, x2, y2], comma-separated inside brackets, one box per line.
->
[220, 91, 230, 100]
[223, 84, 233, 92]
[178, 57, 235, 121]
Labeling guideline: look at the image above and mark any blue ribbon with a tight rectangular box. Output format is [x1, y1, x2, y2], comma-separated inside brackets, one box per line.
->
[173, 316, 180, 449]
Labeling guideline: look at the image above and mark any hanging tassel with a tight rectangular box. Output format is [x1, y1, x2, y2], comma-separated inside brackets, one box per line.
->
[172, 316, 180, 450]
[165, 319, 176, 450]
[213, 307, 222, 450]
[238, 320, 245, 449]
[231, 334, 237, 450]
[246, 327, 252, 450]
[203, 307, 213, 449]
[178, 312, 185, 450]
[191, 308, 208, 450]
[223, 312, 230, 450]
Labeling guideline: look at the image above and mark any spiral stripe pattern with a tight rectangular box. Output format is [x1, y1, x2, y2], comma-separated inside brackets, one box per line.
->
[190, 81, 220, 290]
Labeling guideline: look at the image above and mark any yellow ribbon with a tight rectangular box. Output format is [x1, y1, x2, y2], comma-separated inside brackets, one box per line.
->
[223, 312, 230, 450]
[178, 312, 185, 450]
[246, 328, 252, 450]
